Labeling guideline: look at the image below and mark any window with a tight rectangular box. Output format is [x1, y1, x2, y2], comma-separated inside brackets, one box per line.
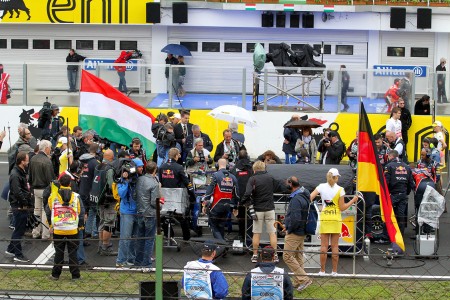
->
[76, 40, 93, 50]
[336, 45, 353, 55]
[120, 41, 138, 50]
[224, 43, 242, 53]
[98, 40, 115, 50]
[55, 40, 72, 49]
[246, 43, 264, 53]
[202, 42, 220, 52]
[387, 47, 405, 57]
[33, 39, 50, 49]
[411, 47, 428, 58]
[11, 39, 28, 49]
[0, 39, 6, 49]
[180, 42, 198, 52]
[291, 44, 306, 51]
[313, 44, 331, 55]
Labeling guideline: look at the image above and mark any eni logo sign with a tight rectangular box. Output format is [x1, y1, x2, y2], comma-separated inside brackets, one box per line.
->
[373, 65, 427, 78]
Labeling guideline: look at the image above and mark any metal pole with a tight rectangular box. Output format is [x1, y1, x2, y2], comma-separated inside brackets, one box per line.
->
[22, 63, 27, 106]
[264, 69, 268, 111]
[168, 66, 173, 108]
[155, 195, 163, 300]
[242, 68, 246, 109]
[319, 42, 325, 111]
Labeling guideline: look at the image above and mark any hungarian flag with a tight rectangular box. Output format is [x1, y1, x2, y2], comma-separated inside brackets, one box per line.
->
[357, 103, 405, 251]
[79, 70, 156, 154]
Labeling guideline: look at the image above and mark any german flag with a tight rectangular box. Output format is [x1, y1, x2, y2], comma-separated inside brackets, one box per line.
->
[357, 103, 405, 251]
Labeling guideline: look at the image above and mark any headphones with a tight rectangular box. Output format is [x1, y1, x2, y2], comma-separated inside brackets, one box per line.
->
[424, 138, 435, 149]
[130, 137, 142, 149]
[288, 177, 300, 188]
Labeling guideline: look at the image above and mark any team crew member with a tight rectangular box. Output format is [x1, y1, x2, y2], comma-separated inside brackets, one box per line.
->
[5, 152, 32, 262]
[127, 137, 147, 167]
[158, 148, 194, 241]
[182, 241, 228, 299]
[242, 246, 294, 300]
[384, 150, 414, 236]
[203, 158, 239, 241]
[374, 133, 388, 167]
[46, 174, 84, 280]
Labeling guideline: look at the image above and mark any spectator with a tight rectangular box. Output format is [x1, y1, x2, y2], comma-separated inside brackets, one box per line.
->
[384, 78, 401, 113]
[174, 110, 193, 162]
[282, 115, 300, 164]
[214, 129, 245, 166]
[126, 137, 147, 167]
[229, 122, 245, 144]
[310, 168, 358, 275]
[422, 137, 440, 165]
[0, 64, 11, 104]
[432, 121, 447, 166]
[242, 246, 293, 300]
[396, 99, 412, 145]
[165, 54, 179, 93]
[29, 140, 55, 240]
[8, 126, 33, 174]
[295, 127, 318, 164]
[73, 130, 94, 160]
[46, 174, 84, 280]
[398, 73, 412, 105]
[203, 159, 239, 242]
[257, 150, 282, 164]
[386, 107, 402, 139]
[414, 95, 431, 115]
[182, 241, 228, 299]
[71, 126, 83, 151]
[135, 161, 160, 272]
[283, 176, 312, 292]
[156, 123, 179, 167]
[114, 50, 135, 93]
[184, 124, 213, 157]
[66, 49, 86, 93]
[385, 131, 407, 163]
[168, 112, 181, 126]
[177, 55, 186, 97]
[318, 131, 345, 165]
[5, 152, 33, 262]
[185, 138, 213, 171]
[241, 161, 282, 263]
[297, 148, 310, 164]
[58, 137, 73, 175]
[340, 65, 350, 112]
[436, 57, 448, 103]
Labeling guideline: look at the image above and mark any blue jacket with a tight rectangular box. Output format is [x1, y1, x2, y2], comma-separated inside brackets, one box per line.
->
[181, 258, 229, 299]
[118, 180, 137, 214]
[284, 187, 310, 236]
[241, 262, 293, 300]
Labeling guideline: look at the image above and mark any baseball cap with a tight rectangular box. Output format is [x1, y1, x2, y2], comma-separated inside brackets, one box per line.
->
[328, 131, 338, 137]
[432, 121, 442, 127]
[261, 246, 275, 260]
[328, 168, 341, 177]
[203, 240, 218, 251]
[132, 158, 144, 167]
[51, 104, 59, 110]
[58, 137, 68, 145]
[173, 113, 181, 119]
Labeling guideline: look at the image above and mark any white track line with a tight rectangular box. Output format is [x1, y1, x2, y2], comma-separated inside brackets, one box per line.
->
[32, 242, 55, 265]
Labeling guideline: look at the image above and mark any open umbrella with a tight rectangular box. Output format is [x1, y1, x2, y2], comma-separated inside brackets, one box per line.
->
[284, 119, 321, 129]
[208, 105, 257, 127]
[161, 44, 192, 57]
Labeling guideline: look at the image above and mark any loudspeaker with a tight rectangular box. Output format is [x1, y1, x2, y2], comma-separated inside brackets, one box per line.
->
[276, 13, 286, 28]
[302, 14, 314, 28]
[262, 12, 274, 28]
[173, 2, 188, 24]
[417, 8, 432, 29]
[390, 7, 406, 29]
[146, 2, 160, 24]
[290, 13, 300, 28]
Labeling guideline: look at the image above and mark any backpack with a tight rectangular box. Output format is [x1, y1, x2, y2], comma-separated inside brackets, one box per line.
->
[38, 101, 53, 129]
[90, 162, 113, 205]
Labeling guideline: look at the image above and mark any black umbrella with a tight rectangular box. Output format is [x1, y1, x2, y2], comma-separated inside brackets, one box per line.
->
[284, 119, 321, 129]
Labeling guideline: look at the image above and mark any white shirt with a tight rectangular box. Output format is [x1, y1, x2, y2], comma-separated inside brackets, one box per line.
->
[434, 132, 445, 150]
[386, 118, 402, 138]
[316, 183, 345, 204]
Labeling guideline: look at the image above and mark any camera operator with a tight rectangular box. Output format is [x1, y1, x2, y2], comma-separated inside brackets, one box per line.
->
[116, 158, 143, 267]
[127, 137, 147, 167]
[74, 130, 95, 160]
[41, 104, 62, 147]
[318, 131, 346, 165]
[155, 123, 179, 167]
[158, 148, 195, 241]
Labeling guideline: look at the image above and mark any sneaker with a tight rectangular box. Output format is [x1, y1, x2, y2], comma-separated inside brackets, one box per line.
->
[251, 255, 258, 263]
[5, 250, 15, 257]
[273, 254, 279, 263]
[331, 272, 338, 277]
[100, 247, 118, 256]
[125, 261, 134, 266]
[14, 255, 30, 263]
[297, 279, 313, 292]
[318, 271, 326, 276]
[49, 275, 59, 281]
[8, 225, 15, 230]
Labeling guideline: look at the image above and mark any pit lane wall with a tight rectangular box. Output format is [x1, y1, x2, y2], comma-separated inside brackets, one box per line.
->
[0, 106, 438, 165]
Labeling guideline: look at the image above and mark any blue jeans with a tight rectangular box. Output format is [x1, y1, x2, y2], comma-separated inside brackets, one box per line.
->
[7, 209, 28, 257]
[284, 153, 296, 164]
[85, 206, 98, 237]
[209, 214, 226, 242]
[118, 71, 127, 92]
[77, 229, 85, 264]
[67, 69, 78, 91]
[116, 213, 138, 265]
[135, 216, 156, 267]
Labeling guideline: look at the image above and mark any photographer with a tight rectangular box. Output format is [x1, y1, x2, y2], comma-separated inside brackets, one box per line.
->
[116, 158, 143, 267]
[127, 137, 147, 167]
[155, 123, 179, 167]
[213, 129, 245, 166]
[185, 138, 213, 171]
[41, 104, 62, 146]
[318, 131, 345, 165]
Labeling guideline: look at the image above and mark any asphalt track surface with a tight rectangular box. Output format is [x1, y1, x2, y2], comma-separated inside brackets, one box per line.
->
[0, 157, 450, 281]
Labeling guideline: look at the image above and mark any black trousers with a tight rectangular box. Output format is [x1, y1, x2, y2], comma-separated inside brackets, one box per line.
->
[391, 193, 408, 235]
[52, 234, 80, 279]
